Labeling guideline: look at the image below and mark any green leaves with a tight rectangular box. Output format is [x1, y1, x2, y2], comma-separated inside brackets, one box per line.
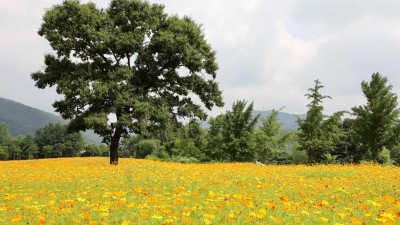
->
[253, 109, 293, 163]
[32, 0, 223, 164]
[297, 80, 343, 163]
[352, 73, 400, 160]
[206, 100, 259, 162]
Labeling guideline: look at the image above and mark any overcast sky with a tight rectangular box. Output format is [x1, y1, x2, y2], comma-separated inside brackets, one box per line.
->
[1, 0, 400, 117]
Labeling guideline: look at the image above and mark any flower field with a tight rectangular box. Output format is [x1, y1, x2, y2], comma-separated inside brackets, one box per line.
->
[1, 158, 400, 224]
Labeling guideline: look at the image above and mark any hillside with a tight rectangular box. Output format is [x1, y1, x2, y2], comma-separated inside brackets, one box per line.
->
[0, 97, 64, 136]
[202, 110, 305, 131]
[253, 110, 305, 131]
[0, 97, 102, 144]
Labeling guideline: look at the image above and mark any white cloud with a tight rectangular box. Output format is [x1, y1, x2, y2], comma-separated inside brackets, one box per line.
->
[2, 0, 400, 116]
[0, 0, 27, 16]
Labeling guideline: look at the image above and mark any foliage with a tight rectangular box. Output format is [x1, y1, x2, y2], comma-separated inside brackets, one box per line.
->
[297, 80, 344, 163]
[18, 135, 39, 159]
[32, 0, 223, 164]
[352, 73, 400, 161]
[0, 123, 11, 160]
[268, 150, 293, 164]
[35, 123, 84, 158]
[323, 153, 338, 164]
[7, 137, 23, 160]
[206, 100, 259, 162]
[170, 119, 206, 160]
[82, 144, 107, 157]
[253, 109, 292, 163]
[136, 139, 160, 159]
[331, 118, 365, 163]
[291, 149, 308, 164]
[0, 123, 11, 146]
[0, 146, 9, 160]
[389, 144, 400, 166]
[376, 147, 393, 165]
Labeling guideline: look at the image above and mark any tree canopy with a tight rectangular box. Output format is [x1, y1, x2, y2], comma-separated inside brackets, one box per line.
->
[31, 0, 223, 164]
[206, 100, 259, 162]
[297, 80, 344, 163]
[352, 73, 400, 160]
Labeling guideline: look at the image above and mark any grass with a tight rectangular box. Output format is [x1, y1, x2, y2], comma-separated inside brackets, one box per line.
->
[1, 158, 399, 224]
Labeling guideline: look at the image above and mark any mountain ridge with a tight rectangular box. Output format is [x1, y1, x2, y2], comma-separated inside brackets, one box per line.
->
[0, 97, 102, 144]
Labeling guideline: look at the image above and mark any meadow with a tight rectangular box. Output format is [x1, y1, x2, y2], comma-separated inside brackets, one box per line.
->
[1, 158, 399, 224]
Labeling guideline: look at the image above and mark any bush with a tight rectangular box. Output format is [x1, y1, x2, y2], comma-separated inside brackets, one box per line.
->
[268, 150, 293, 164]
[377, 147, 393, 165]
[324, 153, 338, 164]
[135, 139, 159, 158]
[292, 150, 308, 164]
[171, 156, 200, 163]
[145, 146, 170, 161]
[389, 145, 400, 166]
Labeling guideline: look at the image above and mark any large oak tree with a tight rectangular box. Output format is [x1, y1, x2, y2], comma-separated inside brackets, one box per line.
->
[32, 0, 223, 164]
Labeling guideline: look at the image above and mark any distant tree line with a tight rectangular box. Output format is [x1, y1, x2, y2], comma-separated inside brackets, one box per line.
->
[2, 72, 399, 165]
[0, 123, 108, 160]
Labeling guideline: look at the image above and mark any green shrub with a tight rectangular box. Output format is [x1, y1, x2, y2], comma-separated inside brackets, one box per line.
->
[324, 153, 338, 164]
[377, 147, 393, 165]
[135, 139, 159, 158]
[292, 150, 308, 164]
[171, 156, 199, 163]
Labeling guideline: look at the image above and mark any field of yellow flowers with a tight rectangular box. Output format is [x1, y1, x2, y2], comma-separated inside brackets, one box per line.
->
[1, 158, 399, 224]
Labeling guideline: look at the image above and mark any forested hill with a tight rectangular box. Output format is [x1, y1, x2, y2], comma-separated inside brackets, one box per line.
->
[0, 97, 102, 144]
[0, 97, 65, 136]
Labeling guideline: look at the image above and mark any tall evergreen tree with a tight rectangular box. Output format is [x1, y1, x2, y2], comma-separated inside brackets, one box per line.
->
[297, 80, 343, 163]
[352, 73, 400, 160]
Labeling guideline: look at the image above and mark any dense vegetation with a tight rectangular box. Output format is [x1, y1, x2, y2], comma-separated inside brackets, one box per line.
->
[1, 73, 400, 165]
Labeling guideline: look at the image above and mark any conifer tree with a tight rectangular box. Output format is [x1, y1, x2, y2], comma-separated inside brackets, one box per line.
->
[297, 80, 343, 163]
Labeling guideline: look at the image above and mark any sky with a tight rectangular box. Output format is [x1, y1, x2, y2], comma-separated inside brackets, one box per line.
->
[1, 0, 400, 117]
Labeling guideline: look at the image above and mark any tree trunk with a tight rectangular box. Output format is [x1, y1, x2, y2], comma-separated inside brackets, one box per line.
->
[110, 126, 123, 165]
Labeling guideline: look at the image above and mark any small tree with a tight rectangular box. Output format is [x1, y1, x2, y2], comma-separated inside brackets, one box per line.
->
[253, 109, 292, 163]
[206, 100, 259, 162]
[31, 0, 223, 165]
[352, 73, 400, 161]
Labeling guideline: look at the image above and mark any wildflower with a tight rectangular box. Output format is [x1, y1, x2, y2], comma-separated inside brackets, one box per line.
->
[320, 217, 329, 222]
[152, 215, 163, 220]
